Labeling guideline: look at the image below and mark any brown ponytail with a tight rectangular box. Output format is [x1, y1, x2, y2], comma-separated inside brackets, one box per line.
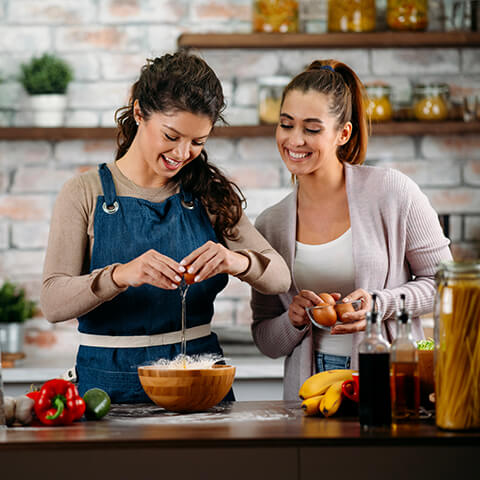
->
[282, 59, 368, 165]
[113, 51, 245, 241]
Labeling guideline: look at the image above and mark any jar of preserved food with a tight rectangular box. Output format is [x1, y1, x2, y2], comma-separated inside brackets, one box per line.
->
[387, 0, 428, 31]
[258, 76, 290, 124]
[365, 85, 393, 122]
[328, 0, 376, 32]
[413, 83, 449, 121]
[434, 261, 480, 430]
[253, 0, 299, 33]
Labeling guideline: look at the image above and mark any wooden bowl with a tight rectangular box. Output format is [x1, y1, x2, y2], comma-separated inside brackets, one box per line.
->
[138, 364, 236, 412]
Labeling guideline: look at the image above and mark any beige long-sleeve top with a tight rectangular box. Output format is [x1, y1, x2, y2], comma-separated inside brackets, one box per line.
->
[41, 162, 291, 323]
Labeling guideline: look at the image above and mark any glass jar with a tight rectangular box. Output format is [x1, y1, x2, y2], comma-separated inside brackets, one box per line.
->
[328, 0, 376, 32]
[365, 85, 393, 122]
[413, 83, 449, 121]
[253, 0, 299, 33]
[258, 76, 290, 124]
[387, 0, 428, 31]
[434, 261, 480, 430]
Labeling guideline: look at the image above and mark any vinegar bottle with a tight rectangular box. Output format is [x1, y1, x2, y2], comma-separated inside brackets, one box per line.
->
[390, 294, 420, 422]
[358, 294, 392, 429]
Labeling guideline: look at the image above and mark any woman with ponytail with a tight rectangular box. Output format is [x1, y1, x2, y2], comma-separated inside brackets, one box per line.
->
[41, 51, 290, 403]
[251, 60, 452, 400]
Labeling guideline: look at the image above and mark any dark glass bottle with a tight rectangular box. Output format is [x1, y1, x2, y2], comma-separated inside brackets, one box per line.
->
[359, 294, 392, 428]
[390, 294, 420, 422]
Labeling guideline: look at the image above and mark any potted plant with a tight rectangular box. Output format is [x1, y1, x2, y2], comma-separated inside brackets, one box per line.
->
[0, 281, 36, 355]
[19, 53, 73, 127]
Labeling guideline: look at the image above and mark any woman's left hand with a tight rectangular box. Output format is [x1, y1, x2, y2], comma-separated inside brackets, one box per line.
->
[331, 288, 373, 335]
[180, 241, 249, 282]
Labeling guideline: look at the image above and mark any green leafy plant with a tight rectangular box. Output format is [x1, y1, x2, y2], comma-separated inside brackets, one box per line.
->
[417, 337, 434, 350]
[0, 281, 36, 323]
[19, 53, 73, 95]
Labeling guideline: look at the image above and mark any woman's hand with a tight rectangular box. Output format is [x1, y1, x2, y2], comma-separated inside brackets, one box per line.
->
[331, 288, 373, 335]
[288, 290, 323, 329]
[112, 249, 185, 290]
[180, 240, 250, 282]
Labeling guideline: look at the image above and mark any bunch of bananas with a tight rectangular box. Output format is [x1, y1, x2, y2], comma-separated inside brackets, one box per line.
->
[299, 369, 356, 417]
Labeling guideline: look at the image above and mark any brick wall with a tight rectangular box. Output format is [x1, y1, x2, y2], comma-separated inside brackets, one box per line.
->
[0, 0, 479, 365]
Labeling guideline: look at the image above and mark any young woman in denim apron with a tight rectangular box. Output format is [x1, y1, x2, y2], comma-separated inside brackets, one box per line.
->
[40, 52, 291, 403]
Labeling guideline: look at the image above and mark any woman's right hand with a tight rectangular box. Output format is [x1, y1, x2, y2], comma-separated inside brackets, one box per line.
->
[112, 249, 186, 290]
[289, 290, 324, 328]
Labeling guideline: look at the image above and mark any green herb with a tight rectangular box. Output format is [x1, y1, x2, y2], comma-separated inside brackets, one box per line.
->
[417, 337, 434, 350]
[0, 281, 36, 323]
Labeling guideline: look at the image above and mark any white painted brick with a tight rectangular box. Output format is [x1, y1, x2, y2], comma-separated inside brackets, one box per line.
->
[11, 222, 50, 249]
[55, 26, 144, 52]
[464, 160, 480, 186]
[451, 242, 480, 261]
[0, 53, 32, 81]
[372, 49, 460, 75]
[211, 298, 235, 326]
[147, 25, 183, 57]
[221, 80, 233, 108]
[0, 111, 11, 127]
[462, 49, 480, 74]
[0, 27, 51, 52]
[100, 0, 187, 24]
[237, 137, 278, 162]
[422, 135, 480, 161]
[68, 82, 130, 109]
[0, 195, 52, 221]
[201, 50, 280, 80]
[55, 140, 116, 166]
[0, 250, 45, 276]
[7, 0, 97, 24]
[0, 223, 9, 249]
[371, 159, 461, 187]
[0, 83, 22, 109]
[99, 53, 145, 81]
[236, 298, 255, 326]
[366, 136, 415, 161]
[465, 216, 480, 241]
[0, 171, 8, 193]
[11, 167, 76, 193]
[233, 81, 258, 107]
[100, 110, 118, 127]
[65, 110, 100, 127]
[191, 0, 250, 22]
[219, 276, 251, 299]
[205, 138, 236, 163]
[62, 53, 100, 82]
[242, 187, 292, 217]
[448, 215, 462, 243]
[0, 141, 52, 167]
[216, 163, 282, 189]
[223, 106, 258, 126]
[423, 188, 480, 214]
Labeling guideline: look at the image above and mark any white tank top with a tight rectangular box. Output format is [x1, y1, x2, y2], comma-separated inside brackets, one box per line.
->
[293, 228, 355, 356]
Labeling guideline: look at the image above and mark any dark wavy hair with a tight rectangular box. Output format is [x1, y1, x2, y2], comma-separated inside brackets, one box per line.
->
[282, 59, 368, 165]
[114, 50, 245, 241]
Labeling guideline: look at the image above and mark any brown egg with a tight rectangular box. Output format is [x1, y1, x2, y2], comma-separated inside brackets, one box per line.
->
[335, 302, 355, 322]
[183, 267, 196, 285]
[318, 292, 335, 305]
[312, 305, 338, 327]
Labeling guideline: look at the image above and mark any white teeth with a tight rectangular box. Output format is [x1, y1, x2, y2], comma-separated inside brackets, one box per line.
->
[164, 156, 181, 166]
[288, 150, 309, 159]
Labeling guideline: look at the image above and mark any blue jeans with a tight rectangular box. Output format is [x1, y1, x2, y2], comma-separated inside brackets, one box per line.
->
[315, 352, 351, 373]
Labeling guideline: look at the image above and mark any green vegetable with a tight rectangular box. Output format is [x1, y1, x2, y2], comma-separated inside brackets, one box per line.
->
[417, 337, 434, 350]
[83, 388, 111, 420]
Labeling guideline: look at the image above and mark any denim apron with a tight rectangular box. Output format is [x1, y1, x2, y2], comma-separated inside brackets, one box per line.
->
[75, 163, 229, 403]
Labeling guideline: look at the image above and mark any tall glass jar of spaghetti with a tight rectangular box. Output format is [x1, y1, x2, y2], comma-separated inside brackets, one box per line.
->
[434, 261, 480, 430]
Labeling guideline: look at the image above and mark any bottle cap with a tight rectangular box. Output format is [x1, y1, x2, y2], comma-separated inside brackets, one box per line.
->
[367, 293, 380, 324]
[397, 293, 410, 324]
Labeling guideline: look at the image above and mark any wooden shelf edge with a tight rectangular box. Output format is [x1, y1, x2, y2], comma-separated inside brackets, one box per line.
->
[0, 127, 117, 141]
[178, 32, 480, 49]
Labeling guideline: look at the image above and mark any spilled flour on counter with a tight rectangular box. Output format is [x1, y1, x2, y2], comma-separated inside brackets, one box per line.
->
[148, 353, 226, 369]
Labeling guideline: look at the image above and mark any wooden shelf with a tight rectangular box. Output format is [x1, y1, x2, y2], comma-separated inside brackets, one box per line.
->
[1, 123, 478, 141]
[178, 32, 480, 49]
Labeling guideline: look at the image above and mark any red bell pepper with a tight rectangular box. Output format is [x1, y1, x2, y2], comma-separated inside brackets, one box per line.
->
[34, 379, 85, 426]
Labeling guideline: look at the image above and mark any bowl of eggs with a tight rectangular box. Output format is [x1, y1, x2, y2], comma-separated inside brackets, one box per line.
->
[138, 363, 236, 413]
[305, 293, 362, 331]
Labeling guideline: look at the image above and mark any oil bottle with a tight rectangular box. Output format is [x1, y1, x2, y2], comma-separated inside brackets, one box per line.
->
[358, 294, 392, 429]
[390, 294, 420, 422]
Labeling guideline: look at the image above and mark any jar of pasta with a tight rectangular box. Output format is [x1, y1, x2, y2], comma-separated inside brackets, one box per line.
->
[328, 0, 376, 32]
[413, 83, 449, 121]
[387, 0, 428, 31]
[434, 261, 480, 430]
[258, 76, 290, 124]
[253, 0, 299, 33]
[365, 85, 393, 122]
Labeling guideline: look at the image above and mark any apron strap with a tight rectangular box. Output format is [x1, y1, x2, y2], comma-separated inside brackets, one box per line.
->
[98, 163, 118, 209]
[180, 185, 195, 210]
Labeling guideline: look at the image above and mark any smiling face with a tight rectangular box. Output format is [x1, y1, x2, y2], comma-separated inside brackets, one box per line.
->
[276, 89, 351, 178]
[134, 103, 213, 185]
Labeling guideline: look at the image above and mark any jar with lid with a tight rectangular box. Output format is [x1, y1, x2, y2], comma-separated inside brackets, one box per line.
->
[258, 76, 290, 124]
[434, 261, 480, 430]
[365, 85, 393, 122]
[328, 0, 376, 32]
[253, 0, 299, 33]
[387, 0, 428, 31]
[413, 83, 449, 121]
